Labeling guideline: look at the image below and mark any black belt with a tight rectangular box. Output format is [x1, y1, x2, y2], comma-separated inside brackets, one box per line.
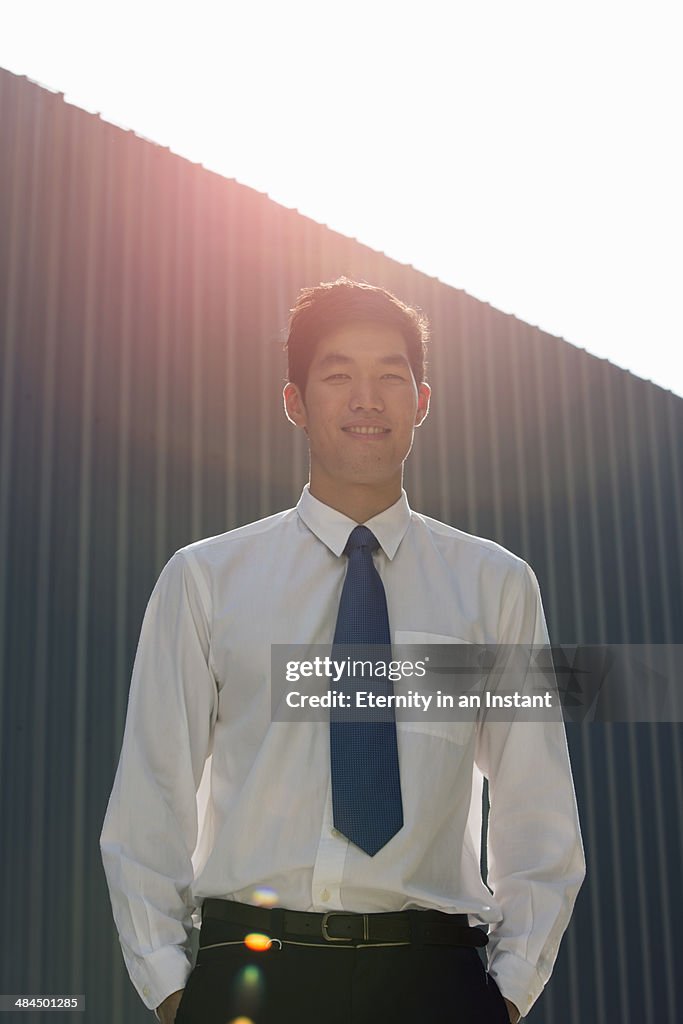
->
[201, 898, 488, 948]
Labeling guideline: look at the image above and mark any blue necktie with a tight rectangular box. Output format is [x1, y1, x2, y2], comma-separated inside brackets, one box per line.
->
[330, 526, 403, 856]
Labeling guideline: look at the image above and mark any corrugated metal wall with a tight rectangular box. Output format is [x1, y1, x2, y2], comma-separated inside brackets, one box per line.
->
[1, 67, 681, 1023]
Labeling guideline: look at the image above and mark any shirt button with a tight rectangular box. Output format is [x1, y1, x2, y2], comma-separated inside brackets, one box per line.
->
[331, 828, 340, 837]
[320, 888, 331, 901]
[142, 986, 150, 997]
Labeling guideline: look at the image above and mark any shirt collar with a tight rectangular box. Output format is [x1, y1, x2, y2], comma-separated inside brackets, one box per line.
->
[296, 484, 412, 560]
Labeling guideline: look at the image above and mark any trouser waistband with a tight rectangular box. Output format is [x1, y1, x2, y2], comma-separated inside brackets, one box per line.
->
[201, 898, 489, 947]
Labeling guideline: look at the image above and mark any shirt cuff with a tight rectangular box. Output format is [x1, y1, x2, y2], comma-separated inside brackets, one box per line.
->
[487, 950, 545, 1019]
[124, 942, 193, 1012]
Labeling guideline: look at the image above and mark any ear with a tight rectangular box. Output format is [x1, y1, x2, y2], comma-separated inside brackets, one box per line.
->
[414, 382, 431, 427]
[283, 382, 308, 428]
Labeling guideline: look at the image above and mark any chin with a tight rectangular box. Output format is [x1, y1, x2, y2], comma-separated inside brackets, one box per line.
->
[343, 466, 399, 487]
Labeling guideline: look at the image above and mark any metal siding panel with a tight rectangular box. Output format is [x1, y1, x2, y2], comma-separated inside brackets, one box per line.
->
[576, 349, 608, 642]
[498, 315, 530, 561]
[624, 372, 654, 640]
[4, 77, 52, 1002]
[428, 282, 456, 526]
[603, 724, 635, 1020]
[555, 341, 588, 641]
[645, 721, 677, 1021]
[71, 93, 101, 994]
[643, 384, 675, 643]
[601, 360, 632, 639]
[528, 326, 562, 633]
[569, 722, 608, 1021]
[456, 293, 482, 535]
[664, 395, 683, 606]
[0, 72, 24, 990]
[478, 306, 504, 543]
[31, 76, 67, 995]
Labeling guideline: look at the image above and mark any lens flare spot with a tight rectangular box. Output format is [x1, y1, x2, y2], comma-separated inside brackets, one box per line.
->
[233, 964, 265, 1014]
[241, 965, 262, 987]
[243, 932, 272, 951]
[250, 886, 278, 907]
[227, 1018, 254, 1024]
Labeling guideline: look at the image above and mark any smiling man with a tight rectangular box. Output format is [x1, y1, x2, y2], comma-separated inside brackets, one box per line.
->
[101, 278, 585, 1024]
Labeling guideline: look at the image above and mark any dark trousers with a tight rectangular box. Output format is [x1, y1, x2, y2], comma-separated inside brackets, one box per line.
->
[174, 917, 510, 1024]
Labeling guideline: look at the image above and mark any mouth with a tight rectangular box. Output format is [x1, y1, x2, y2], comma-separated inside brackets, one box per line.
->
[342, 425, 391, 436]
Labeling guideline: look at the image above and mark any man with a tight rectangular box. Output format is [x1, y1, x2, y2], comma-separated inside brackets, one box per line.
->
[101, 278, 585, 1023]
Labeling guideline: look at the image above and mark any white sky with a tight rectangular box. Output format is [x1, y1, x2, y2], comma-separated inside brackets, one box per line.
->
[3, 0, 682, 398]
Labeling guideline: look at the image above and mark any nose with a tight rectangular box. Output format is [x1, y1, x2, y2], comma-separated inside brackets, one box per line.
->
[349, 376, 384, 412]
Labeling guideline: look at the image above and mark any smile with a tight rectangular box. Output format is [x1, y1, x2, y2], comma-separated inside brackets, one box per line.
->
[342, 426, 390, 435]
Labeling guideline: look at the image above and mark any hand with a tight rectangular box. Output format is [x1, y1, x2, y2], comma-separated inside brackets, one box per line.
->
[504, 996, 521, 1022]
[155, 989, 184, 1024]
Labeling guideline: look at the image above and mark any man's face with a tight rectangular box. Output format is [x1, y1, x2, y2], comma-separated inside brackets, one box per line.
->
[284, 321, 430, 501]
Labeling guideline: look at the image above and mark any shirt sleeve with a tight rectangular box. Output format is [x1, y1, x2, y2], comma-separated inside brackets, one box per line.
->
[100, 550, 217, 1011]
[474, 561, 586, 1018]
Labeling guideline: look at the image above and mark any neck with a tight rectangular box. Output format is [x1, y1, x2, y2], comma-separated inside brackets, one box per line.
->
[308, 475, 403, 524]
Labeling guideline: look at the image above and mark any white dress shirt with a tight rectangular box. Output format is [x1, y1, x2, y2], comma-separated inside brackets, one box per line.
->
[100, 485, 585, 1017]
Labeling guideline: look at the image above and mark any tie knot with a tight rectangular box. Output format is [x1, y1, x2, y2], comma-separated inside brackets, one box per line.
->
[344, 525, 380, 556]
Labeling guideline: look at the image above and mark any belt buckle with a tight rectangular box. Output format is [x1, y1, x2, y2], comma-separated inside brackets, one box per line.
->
[321, 911, 370, 943]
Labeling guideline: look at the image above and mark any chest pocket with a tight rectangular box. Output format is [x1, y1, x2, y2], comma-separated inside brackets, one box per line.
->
[393, 630, 479, 745]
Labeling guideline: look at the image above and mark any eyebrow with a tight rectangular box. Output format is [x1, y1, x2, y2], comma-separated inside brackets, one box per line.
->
[316, 352, 411, 369]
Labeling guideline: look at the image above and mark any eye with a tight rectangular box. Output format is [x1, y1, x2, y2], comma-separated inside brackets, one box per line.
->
[323, 373, 350, 382]
[382, 373, 407, 381]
